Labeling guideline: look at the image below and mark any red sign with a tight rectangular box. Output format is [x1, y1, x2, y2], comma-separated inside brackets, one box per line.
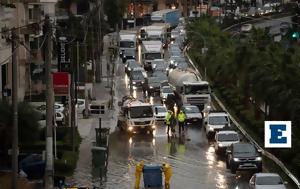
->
[52, 72, 70, 96]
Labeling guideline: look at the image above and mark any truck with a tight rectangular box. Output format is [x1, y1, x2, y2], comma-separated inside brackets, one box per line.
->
[117, 96, 156, 134]
[141, 40, 163, 71]
[168, 68, 211, 111]
[138, 23, 170, 47]
[151, 9, 181, 28]
[119, 31, 137, 61]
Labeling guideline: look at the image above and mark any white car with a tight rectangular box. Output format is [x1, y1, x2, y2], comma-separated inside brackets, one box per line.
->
[54, 103, 64, 113]
[204, 111, 230, 138]
[181, 105, 202, 125]
[214, 130, 239, 154]
[76, 99, 91, 114]
[153, 105, 167, 121]
[249, 173, 288, 189]
[55, 111, 65, 126]
[160, 86, 174, 103]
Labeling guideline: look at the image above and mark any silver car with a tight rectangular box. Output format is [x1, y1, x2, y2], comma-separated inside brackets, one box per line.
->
[249, 173, 288, 189]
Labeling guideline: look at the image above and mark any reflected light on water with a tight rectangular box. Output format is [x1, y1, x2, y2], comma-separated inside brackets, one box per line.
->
[152, 138, 156, 146]
[206, 146, 215, 167]
[152, 129, 156, 136]
[150, 96, 154, 105]
[215, 172, 226, 189]
[138, 45, 142, 63]
[129, 137, 132, 145]
[125, 74, 129, 87]
[133, 89, 137, 98]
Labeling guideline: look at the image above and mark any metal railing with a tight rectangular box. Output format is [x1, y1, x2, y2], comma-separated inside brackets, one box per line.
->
[184, 48, 300, 188]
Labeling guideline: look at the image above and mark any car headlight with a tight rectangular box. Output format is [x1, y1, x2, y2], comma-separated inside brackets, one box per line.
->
[128, 126, 133, 131]
[150, 86, 153, 89]
[128, 68, 131, 71]
[218, 143, 224, 147]
[233, 158, 240, 162]
[255, 157, 262, 161]
[152, 125, 156, 129]
[132, 81, 136, 84]
[208, 126, 214, 131]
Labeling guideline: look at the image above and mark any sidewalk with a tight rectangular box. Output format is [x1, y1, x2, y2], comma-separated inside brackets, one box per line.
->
[66, 32, 120, 188]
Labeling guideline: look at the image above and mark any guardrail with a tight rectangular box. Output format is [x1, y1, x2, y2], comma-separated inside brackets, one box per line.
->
[184, 49, 300, 188]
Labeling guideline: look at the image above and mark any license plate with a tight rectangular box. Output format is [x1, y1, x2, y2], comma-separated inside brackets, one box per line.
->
[193, 119, 198, 122]
[140, 126, 145, 128]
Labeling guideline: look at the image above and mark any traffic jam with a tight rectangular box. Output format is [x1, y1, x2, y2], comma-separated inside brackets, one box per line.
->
[108, 8, 290, 189]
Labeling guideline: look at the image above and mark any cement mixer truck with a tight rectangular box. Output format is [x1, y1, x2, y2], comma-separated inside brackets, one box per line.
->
[168, 69, 211, 111]
[117, 96, 156, 134]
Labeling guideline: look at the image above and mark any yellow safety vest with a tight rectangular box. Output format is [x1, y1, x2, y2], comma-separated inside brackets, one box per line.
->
[178, 112, 186, 122]
[165, 112, 171, 125]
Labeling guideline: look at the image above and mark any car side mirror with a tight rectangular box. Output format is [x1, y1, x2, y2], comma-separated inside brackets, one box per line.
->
[249, 180, 255, 185]
[283, 181, 288, 185]
[257, 148, 262, 153]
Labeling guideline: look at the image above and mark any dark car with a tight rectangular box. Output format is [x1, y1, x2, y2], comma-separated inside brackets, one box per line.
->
[129, 70, 145, 88]
[226, 143, 262, 174]
[126, 61, 142, 75]
[144, 76, 161, 96]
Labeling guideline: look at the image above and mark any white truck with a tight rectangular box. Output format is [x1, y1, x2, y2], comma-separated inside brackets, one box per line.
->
[168, 68, 211, 111]
[141, 40, 163, 71]
[138, 24, 170, 47]
[117, 96, 156, 134]
[119, 31, 137, 60]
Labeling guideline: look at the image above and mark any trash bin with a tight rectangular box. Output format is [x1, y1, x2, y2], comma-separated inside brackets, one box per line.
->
[143, 165, 162, 188]
[92, 146, 108, 168]
[95, 128, 110, 147]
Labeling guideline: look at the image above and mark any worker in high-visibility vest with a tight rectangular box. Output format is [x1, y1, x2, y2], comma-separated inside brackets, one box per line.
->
[165, 110, 172, 135]
[135, 161, 144, 189]
[162, 163, 173, 189]
[177, 110, 186, 134]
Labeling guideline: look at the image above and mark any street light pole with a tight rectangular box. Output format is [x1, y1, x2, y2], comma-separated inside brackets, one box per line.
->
[11, 27, 19, 189]
[44, 15, 54, 188]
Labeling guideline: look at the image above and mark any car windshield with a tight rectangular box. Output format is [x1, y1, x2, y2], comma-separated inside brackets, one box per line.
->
[233, 144, 256, 154]
[130, 106, 153, 118]
[131, 71, 144, 80]
[120, 41, 135, 48]
[184, 106, 200, 113]
[185, 85, 209, 95]
[148, 77, 160, 83]
[145, 53, 162, 60]
[155, 106, 167, 113]
[217, 133, 239, 142]
[162, 87, 173, 93]
[256, 176, 283, 185]
[209, 116, 228, 125]
[129, 63, 140, 68]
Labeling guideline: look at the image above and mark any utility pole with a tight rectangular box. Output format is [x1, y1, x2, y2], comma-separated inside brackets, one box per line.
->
[44, 15, 54, 189]
[71, 47, 76, 153]
[96, 0, 102, 83]
[11, 27, 19, 189]
[84, 41, 89, 119]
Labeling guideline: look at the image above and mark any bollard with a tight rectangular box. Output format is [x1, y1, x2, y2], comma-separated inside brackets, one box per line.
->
[135, 161, 144, 189]
[162, 163, 173, 189]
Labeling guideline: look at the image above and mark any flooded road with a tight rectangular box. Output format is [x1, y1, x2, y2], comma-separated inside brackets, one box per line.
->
[100, 60, 254, 189]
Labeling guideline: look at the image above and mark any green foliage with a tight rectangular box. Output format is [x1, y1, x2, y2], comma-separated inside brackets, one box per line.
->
[0, 101, 40, 153]
[54, 151, 78, 176]
[189, 17, 300, 179]
[104, 0, 128, 27]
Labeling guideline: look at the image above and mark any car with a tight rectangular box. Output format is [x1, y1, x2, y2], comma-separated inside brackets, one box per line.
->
[76, 99, 91, 114]
[144, 76, 162, 96]
[249, 173, 288, 189]
[241, 24, 253, 33]
[160, 86, 174, 103]
[129, 70, 145, 88]
[214, 130, 240, 154]
[125, 61, 141, 75]
[226, 142, 263, 174]
[151, 59, 168, 73]
[36, 103, 65, 114]
[55, 111, 65, 126]
[153, 105, 168, 121]
[204, 111, 230, 138]
[181, 105, 202, 125]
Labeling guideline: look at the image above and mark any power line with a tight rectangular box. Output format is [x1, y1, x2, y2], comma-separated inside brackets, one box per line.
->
[0, 20, 44, 34]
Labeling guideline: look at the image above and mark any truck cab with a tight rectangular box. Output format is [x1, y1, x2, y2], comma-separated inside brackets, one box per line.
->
[118, 96, 156, 134]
